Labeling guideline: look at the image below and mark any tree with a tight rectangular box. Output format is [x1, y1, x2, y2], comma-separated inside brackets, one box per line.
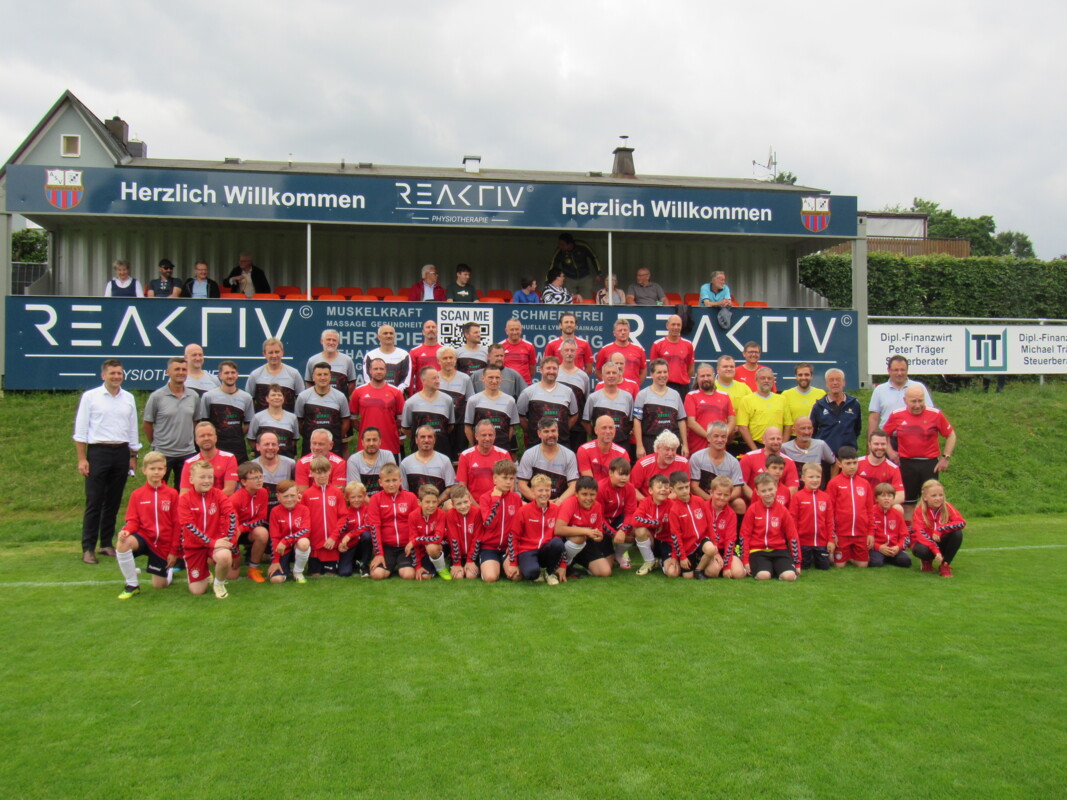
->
[11, 228, 47, 263]
[772, 171, 798, 185]
[911, 198, 1000, 256]
[994, 230, 1035, 259]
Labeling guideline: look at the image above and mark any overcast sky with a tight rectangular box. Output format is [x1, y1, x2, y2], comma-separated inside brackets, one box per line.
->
[3, 1, 1063, 258]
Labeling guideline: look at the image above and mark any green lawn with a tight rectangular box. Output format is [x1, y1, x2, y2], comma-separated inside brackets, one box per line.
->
[1, 516, 1064, 799]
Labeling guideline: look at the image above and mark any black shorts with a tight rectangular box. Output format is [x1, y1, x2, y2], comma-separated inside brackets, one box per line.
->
[801, 545, 831, 571]
[478, 548, 504, 565]
[271, 551, 294, 580]
[900, 458, 938, 504]
[652, 539, 672, 561]
[572, 536, 613, 568]
[379, 544, 415, 575]
[749, 549, 796, 577]
[129, 533, 168, 576]
[307, 557, 338, 576]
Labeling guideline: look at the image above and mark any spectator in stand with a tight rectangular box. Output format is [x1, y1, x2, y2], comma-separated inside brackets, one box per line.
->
[549, 232, 601, 301]
[541, 268, 578, 304]
[596, 274, 625, 305]
[734, 341, 776, 393]
[810, 368, 863, 456]
[625, 267, 666, 306]
[868, 354, 934, 434]
[406, 264, 447, 301]
[499, 319, 537, 384]
[146, 259, 181, 298]
[446, 263, 478, 303]
[182, 260, 221, 299]
[512, 277, 540, 304]
[103, 259, 143, 297]
[223, 253, 271, 297]
[699, 271, 732, 307]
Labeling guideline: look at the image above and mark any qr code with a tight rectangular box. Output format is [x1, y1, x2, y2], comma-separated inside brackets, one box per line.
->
[437, 307, 493, 350]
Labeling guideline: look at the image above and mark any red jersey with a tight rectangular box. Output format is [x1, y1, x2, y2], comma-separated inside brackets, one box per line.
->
[478, 490, 523, 552]
[509, 501, 560, 561]
[789, 487, 835, 548]
[180, 450, 239, 492]
[871, 505, 909, 549]
[556, 495, 612, 540]
[295, 452, 347, 489]
[596, 478, 637, 530]
[707, 503, 738, 553]
[739, 501, 800, 567]
[230, 487, 269, 534]
[178, 488, 237, 551]
[883, 407, 953, 460]
[596, 342, 647, 383]
[408, 344, 442, 395]
[268, 502, 310, 563]
[576, 440, 629, 483]
[629, 496, 671, 540]
[912, 502, 966, 558]
[856, 456, 904, 494]
[826, 473, 874, 540]
[500, 338, 538, 384]
[682, 389, 735, 455]
[446, 506, 482, 566]
[735, 363, 776, 393]
[302, 483, 346, 560]
[667, 496, 710, 560]
[367, 489, 419, 551]
[456, 446, 513, 502]
[649, 337, 695, 385]
[631, 454, 690, 497]
[349, 383, 405, 453]
[544, 336, 594, 372]
[122, 483, 180, 559]
[740, 449, 800, 490]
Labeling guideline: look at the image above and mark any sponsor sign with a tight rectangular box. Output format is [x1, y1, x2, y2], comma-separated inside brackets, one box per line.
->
[6, 298, 858, 391]
[869, 324, 1067, 374]
[6, 164, 858, 237]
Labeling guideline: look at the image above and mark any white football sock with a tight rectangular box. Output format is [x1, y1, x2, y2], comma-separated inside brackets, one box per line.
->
[294, 546, 310, 574]
[563, 539, 586, 564]
[117, 549, 139, 587]
[636, 537, 655, 563]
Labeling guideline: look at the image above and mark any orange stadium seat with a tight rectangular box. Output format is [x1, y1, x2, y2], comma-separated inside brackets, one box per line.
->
[382, 295, 408, 302]
[366, 287, 393, 298]
[482, 297, 506, 303]
[284, 293, 307, 300]
[275, 285, 300, 296]
[310, 286, 332, 299]
[743, 300, 769, 307]
[666, 292, 682, 305]
[684, 293, 700, 306]
[220, 292, 244, 299]
[486, 290, 512, 301]
[253, 293, 281, 300]
[349, 295, 378, 302]
[336, 286, 363, 298]
[318, 294, 346, 300]
[476, 290, 486, 299]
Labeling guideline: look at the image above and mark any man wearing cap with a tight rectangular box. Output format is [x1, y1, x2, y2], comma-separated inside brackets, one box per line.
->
[146, 259, 182, 298]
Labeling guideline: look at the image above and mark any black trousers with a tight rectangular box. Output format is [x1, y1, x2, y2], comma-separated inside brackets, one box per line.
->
[913, 529, 964, 565]
[82, 444, 130, 552]
[518, 538, 565, 580]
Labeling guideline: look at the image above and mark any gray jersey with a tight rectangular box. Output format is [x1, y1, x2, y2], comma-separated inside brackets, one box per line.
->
[465, 392, 519, 450]
[517, 382, 578, 437]
[252, 455, 296, 508]
[633, 386, 687, 441]
[455, 346, 489, 376]
[557, 367, 591, 413]
[247, 409, 301, 458]
[400, 451, 457, 494]
[304, 352, 358, 396]
[438, 371, 475, 424]
[401, 392, 455, 454]
[346, 449, 397, 495]
[472, 366, 527, 400]
[294, 387, 350, 453]
[186, 372, 221, 396]
[198, 387, 255, 453]
[781, 438, 836, 467]
[517, 444, 579, 499]
[583, 389, 634, 446]
[688, 449, 743, 493]
[245, 363, 305, 412]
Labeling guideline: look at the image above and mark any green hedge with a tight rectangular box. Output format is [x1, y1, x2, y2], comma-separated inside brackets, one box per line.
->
[799, 253, 1067, 318]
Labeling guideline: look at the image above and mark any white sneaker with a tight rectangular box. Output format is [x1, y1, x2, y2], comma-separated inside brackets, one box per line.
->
[546, 573, 560, 586]
[212, 581, 229, 599]
[636, 559, 658, 576]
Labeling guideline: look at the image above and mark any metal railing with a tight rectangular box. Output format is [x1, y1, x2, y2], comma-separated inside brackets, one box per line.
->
[11, 261, 49, 295]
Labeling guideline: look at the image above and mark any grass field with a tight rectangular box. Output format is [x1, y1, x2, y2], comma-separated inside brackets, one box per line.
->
[2, 383, 1065, 798]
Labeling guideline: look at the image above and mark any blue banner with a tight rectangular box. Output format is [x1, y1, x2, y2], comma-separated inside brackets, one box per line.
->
[7, 164, 858, 237]
[5, 297, 859, 391]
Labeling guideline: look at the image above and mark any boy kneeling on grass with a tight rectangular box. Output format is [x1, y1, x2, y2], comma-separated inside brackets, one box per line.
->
[665, 471, 719, 579]
[367, 463, 419, 581]
[509, 474, 565, 585]
[701, 475, 745, 579]
[230, 461, 270, 583]
[445, 485, 481, 580]
[555, 476, 615, 578]
[116, 451, 180, 600]
[631, 473, 672, 576]
[410, 484, 452, 580]
[869, 482, 912, 568]
[268, 480, 311, 584]
[740, 472, 801, 581]
[790, 462, 836, 571]
[177, 460, 238, 598]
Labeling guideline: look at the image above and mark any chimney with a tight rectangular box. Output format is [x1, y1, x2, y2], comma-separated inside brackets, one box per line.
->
[463, 155, 481, 174]
[105, 116, 129, 145]
[612, 136, 635, 178]
[127, 139, 147, 158]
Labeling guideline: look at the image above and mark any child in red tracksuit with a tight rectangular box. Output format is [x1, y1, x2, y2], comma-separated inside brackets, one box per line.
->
[665, 471, 718, 578]
[230, 461, 270, 582]
[870, 482, 912, 568]
[509, 475, 564, 584]
[338, 482, 372, 578]
[555, 476, 616, 578]
[367, 464, 419, 580]
[302, 456, 346, 576]
[597, 457, 637, 568]
[631, 473, 673, 576]
[478, 460, 523, 583]
[911, 479, 966, 577]
[791, 462, 837, 571]
[740, 473, 801, 581]
[826, 446, 874, 568]
[409, 485, 451, 580]
[268, 479, 311, 584]
[446, 485, 482, 580]
[115, 451, 180, 599]
[178, 460, 238, 598]
[699, 475, 744, 579]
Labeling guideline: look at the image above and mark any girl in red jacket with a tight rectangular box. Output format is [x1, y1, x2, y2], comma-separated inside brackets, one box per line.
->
[911, 480, 966, 578]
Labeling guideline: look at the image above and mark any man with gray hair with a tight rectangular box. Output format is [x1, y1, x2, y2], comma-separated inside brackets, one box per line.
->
[407, 264, 446, 301]
[810, 368, 862, 455]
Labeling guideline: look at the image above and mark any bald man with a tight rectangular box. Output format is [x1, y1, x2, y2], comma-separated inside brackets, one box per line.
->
[649, 314, 695, 398]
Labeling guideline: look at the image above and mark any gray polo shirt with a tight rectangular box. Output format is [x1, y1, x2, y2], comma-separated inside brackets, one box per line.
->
[143, 385, 198, 456]
[626, 281, 666, 306]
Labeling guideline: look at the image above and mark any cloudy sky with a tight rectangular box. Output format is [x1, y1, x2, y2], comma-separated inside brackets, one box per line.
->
[4, 1, 1063, 258]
